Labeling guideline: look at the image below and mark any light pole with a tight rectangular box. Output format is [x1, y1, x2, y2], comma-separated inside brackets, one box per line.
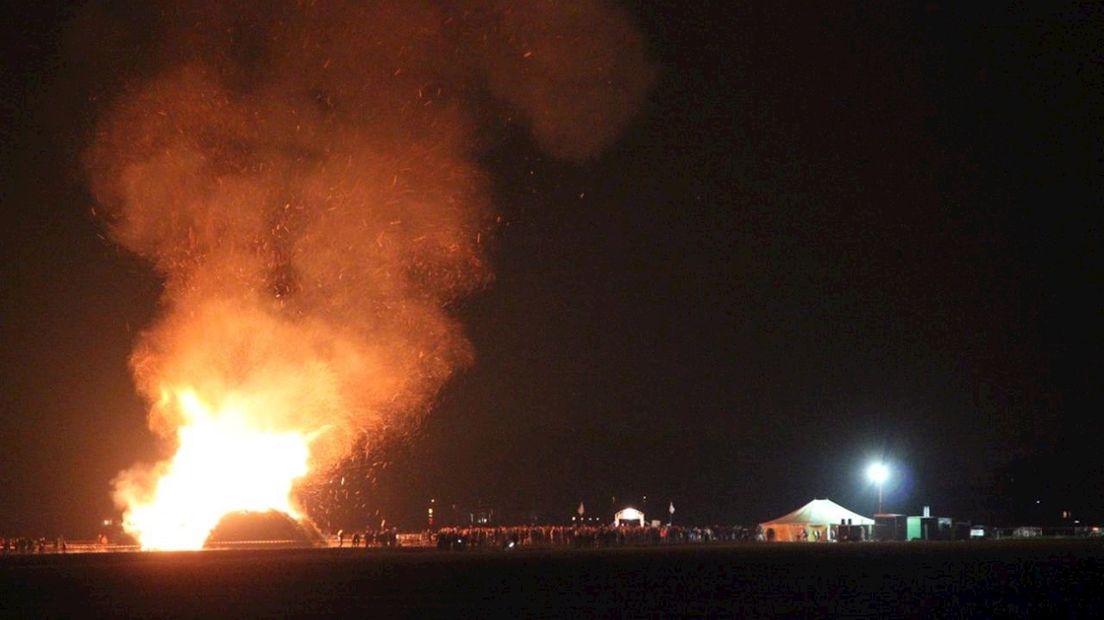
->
[866, 462, 889, 514]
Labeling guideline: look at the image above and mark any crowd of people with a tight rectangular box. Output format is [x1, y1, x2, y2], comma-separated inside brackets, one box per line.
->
[334, 528, 400, 548]
[426, 524, 757, 550]
[5, 524, 760, 554]
[1, 537, 66, 554]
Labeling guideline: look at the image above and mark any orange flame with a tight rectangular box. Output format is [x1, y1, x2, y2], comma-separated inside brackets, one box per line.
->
[83, 1, 654, 553]
[115, 388, 319, 550]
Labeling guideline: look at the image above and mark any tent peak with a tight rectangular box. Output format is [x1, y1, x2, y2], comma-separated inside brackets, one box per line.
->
[760, 498, 874, 527]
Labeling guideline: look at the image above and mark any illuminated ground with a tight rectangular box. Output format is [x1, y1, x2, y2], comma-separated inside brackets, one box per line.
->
[3, 541, 1103, 616]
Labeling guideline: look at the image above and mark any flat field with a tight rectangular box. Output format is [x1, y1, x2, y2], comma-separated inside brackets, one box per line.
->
[3, 541, 1103, 617]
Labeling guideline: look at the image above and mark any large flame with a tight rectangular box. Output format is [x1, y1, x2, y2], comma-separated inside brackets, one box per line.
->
[82, 0, 655, 552]
[116, 388, 318, 550]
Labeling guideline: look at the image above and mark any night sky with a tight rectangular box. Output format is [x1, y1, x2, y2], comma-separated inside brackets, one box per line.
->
[2, 2, 1101, 536]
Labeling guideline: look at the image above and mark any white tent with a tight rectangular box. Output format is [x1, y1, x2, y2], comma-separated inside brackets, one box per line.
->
[759, 498, 873, 542]
[613, 507, 645, 527]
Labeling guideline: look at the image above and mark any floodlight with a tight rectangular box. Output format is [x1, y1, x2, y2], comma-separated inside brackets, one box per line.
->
[866, 462, 889, 484]
[867, 462, 890, 513]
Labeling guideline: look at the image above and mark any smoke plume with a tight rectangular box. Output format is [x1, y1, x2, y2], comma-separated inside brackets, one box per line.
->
[82, 0, 654, 515]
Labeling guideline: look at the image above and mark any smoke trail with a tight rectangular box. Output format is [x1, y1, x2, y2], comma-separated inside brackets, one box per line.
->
[82, 0, 654, 515]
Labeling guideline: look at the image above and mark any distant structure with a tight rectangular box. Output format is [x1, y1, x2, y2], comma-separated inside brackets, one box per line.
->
[613, 507, 646, 527]
[759, 498, 874, 542]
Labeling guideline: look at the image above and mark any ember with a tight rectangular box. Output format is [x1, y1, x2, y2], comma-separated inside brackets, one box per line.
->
[84, 0, 653, 550]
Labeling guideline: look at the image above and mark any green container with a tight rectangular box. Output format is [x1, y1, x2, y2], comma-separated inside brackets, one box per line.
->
[906, 516, 923, 541]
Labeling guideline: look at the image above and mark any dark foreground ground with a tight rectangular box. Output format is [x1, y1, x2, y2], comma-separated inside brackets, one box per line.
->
[3, 541, 1104, 617]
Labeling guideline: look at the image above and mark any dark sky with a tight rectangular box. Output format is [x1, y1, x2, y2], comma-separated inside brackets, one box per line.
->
[1, 1, 1101, 535]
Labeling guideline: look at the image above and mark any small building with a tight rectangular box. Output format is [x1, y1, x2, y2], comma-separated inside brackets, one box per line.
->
[906, 516, 953, 540]
[953, 522, 972, 540]
[874, 513, 908, 541]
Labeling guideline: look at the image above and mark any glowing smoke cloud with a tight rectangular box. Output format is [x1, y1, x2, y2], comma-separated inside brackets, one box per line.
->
[81, 0, 654, 547]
